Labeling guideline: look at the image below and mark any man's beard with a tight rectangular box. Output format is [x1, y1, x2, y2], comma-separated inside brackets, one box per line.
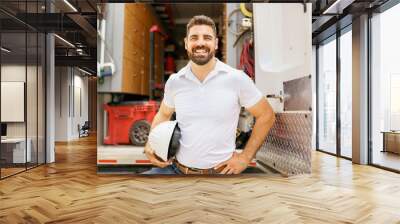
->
[187, 46, 214, 66]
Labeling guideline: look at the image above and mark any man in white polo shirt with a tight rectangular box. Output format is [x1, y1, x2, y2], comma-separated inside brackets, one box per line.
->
[143, 15, 275, 174]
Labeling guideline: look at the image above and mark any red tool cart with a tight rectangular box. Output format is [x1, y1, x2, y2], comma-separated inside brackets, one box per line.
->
[103, 101, 159, 146]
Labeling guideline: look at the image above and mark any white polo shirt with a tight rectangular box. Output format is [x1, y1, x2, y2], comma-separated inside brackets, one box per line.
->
[163, 59, 263, 169]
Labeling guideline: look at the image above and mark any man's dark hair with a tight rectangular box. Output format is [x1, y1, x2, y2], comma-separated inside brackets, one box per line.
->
[186, 15, 217, 37]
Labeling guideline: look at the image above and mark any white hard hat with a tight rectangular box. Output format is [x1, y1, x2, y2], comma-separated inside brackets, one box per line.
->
[148, 120, 181, 162]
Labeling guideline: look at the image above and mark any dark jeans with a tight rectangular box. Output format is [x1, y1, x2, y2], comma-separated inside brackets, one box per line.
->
[141, 163, 183, 174]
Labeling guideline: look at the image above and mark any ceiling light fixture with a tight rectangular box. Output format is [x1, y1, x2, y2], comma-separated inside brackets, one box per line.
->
[323, 0, 342, 14]
[63, 0, 78, 12]
[322, 0, 354, 14]
[78, 67, 93, 76]
[1, 47, 11, 53]
[54, 34, 75, 48]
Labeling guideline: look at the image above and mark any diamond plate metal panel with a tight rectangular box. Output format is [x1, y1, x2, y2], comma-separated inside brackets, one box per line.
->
[257, 112, 312, 176]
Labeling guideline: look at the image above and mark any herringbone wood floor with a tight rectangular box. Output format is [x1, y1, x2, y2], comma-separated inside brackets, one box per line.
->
[1, 135, 400, 223]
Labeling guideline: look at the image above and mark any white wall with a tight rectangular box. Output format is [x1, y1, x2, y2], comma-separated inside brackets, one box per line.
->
[55, 67, 89, 141]
[1, 65, 26, 81]
[55, 67, 68, 141]
[97, 3, 124, 93]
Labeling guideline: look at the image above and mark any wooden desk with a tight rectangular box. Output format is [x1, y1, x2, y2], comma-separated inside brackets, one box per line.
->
[381, 131, 400, 154]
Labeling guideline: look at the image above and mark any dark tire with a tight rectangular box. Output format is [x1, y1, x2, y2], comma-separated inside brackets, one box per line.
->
[129, 120, 151, 146]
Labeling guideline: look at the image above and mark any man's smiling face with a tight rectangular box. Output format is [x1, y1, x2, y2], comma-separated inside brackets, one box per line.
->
[185, 25, 218, 66]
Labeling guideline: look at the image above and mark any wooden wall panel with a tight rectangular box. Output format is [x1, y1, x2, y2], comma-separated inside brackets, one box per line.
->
[154, 34, 163, 85]
[143, 33, 150, 95]
[124, 3, 165, 96]
[123, 5, 142, 95]
[122, 57, 141, 93]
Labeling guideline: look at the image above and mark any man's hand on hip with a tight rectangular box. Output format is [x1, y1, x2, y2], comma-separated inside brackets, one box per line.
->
[144, 145, 172, 168]
[214, 151, 251, 174]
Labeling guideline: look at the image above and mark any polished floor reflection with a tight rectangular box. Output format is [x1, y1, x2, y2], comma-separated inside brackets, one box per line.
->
[373, 151, 400, 171]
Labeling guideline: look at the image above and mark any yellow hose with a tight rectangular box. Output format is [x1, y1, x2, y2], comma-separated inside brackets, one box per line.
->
[240, 3, 252, 18]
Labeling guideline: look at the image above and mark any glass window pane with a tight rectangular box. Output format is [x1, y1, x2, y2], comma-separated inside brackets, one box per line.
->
[1, 0, 46, 179]
[38, 32, 45, 165]
[27, 31, 38, 169]
[318, 37, 337, 154]
[371, 3, 400, 171]
[1, 30, 27, 177]
[340, 29, 352, 158]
